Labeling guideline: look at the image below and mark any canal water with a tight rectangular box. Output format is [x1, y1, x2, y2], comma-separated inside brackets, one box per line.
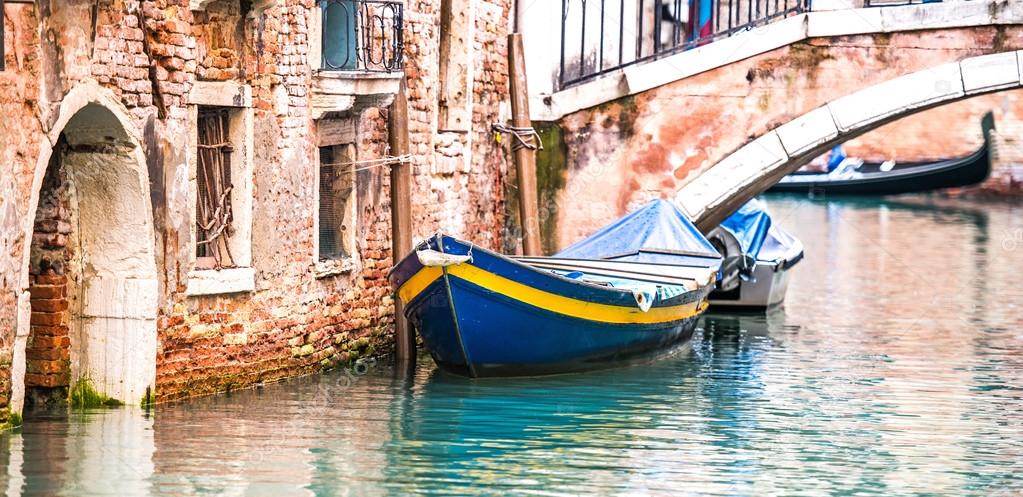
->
[2, 196, 1023, 496]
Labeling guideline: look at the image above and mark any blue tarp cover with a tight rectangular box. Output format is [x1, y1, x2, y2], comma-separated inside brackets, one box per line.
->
[555, 199, 719, 262]
[757, 224, 803, 264]
[719, 198, 773, 260]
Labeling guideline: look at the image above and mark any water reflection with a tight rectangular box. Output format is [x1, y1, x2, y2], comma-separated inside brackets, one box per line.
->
[6, 408, 155, 496]
[1, 197, 1022, 496]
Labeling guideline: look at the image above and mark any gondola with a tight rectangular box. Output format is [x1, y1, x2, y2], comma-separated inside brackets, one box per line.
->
[389, 200, 721, 377]
[768, 112, 994, 195]
[706, 199, 803, 310]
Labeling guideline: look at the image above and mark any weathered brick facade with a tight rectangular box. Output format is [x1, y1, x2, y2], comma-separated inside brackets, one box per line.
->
[0, 0, 513, 422]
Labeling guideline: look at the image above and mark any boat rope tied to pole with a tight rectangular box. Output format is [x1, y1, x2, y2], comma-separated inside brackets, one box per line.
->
[491, 123, 544, 152]
[321, 154, 414, 174]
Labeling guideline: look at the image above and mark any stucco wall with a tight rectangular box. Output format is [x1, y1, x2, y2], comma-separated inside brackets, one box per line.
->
[542, 27, 1023, 251]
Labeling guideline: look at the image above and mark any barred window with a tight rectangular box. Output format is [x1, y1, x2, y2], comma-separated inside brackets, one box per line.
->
[196, 107, 236, 269]
[318, 144, 356, 261]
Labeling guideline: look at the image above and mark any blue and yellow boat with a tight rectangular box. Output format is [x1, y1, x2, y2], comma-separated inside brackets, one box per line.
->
[389, 199, 721, 377]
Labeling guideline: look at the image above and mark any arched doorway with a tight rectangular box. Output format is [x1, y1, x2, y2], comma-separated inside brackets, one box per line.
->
[19, 93, 158, 412]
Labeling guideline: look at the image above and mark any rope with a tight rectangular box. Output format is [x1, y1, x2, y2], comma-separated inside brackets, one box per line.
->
[320, 154, 413, 173]
[197, 142, 234, 149]
[491, 123, 544, 152]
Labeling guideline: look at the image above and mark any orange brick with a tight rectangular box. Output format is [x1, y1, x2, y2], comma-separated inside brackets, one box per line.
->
[26, 359, 69, 375]
[26, 346, 70, 361]
[25, 373, 70, 388]
[30, 285, 66, 299]
[32, 299, 69, 312]
[31, 325, 69, 337]
[30, 312, 65, 326]
[29, 335, 70, 350]
[34, 274, 67, 285]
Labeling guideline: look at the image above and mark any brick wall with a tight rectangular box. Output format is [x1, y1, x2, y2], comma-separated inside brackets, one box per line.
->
[0, 0, 514, 419]
[25, 157, 72, 397]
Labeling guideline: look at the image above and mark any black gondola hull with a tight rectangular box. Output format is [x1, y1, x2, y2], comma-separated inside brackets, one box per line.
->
[769, 113, 994, 195]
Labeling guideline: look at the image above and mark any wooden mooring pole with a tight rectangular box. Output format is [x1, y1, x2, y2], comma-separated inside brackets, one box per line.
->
[508, 33, 543, 256]
[389, 79, 415, 362]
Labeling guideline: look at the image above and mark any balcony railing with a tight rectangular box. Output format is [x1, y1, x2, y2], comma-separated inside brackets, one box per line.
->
[559, 0, 810, 88]
[864, 0, 944, 6]
[320, 0, 404, 72]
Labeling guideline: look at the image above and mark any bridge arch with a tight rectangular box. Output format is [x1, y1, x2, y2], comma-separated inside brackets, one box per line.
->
[675, 50, 1023, 231]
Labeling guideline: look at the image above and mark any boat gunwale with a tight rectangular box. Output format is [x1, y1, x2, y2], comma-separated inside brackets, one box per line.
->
[515, 255, 721, 271]
[404, 266, 712, 326]
[395, 237, 713, 313]
[428, 234, 716, 301]
[517, 259, 715, 288]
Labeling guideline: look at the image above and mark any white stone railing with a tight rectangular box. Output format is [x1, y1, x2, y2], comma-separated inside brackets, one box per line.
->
[527, 0, 1023, 121]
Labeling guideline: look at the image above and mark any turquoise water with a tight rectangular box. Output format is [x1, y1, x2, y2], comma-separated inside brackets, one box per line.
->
[3, 196, 1023, 496]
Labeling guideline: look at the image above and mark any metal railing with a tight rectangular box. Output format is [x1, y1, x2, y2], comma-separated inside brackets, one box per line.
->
[320, 0, 404, 72]
[864, 0, 945, 6]
[559, 0, 810, 89]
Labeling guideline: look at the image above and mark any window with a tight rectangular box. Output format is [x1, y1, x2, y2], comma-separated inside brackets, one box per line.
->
[321, 0, 358, 70]
[316, 0, 404, 72]
[185, 82, 254, 296]
[318, 144, 356, 261]
[196, 107, 236, 269]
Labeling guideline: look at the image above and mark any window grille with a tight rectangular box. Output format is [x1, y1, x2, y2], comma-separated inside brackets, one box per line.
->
[319, 145, 356, 260]
[196, 107, 235, 269]
[320, 0, 404, 72]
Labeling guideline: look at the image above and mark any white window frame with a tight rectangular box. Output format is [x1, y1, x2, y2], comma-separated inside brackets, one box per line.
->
[185, 81, 256, 296]
[313, 118, 361, 278]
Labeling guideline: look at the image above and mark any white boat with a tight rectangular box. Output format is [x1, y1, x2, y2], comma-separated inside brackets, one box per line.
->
[707, 199, 804, 310]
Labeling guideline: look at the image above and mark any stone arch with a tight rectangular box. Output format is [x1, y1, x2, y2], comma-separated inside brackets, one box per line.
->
[676, 50, 1023, 231]
[12, 82, 158, 413]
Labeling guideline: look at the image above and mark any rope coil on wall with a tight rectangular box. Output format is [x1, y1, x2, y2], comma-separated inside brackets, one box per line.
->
[491, 123, 544, 152]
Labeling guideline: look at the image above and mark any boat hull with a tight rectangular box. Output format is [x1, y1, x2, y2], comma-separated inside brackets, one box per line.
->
[409, 275, 703, 376]
[769, 114, 993, 195]
[392, 236, 713, 377]
[709, 259, 793, 310]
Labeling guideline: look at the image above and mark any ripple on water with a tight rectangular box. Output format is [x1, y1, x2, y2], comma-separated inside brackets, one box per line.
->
[2, 197, 1023, 496]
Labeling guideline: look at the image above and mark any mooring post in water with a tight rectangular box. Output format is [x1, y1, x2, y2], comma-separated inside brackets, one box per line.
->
[389, 79, 416, 362]
[508, 33, 543, 256]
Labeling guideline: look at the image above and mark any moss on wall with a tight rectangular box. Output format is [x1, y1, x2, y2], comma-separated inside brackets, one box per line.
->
[0, 408, 23, 432]
[535, 122, 568, 255]
[69, 378, 123, 408]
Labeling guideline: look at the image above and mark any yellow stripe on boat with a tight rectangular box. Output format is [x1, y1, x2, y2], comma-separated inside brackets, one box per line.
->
[398, 266, 445, 304]
[398, 263, 708, 325]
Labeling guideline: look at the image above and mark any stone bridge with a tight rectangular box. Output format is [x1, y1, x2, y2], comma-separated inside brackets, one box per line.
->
[678, 49, 1023, 230]
[519, 0, 1023, 249]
